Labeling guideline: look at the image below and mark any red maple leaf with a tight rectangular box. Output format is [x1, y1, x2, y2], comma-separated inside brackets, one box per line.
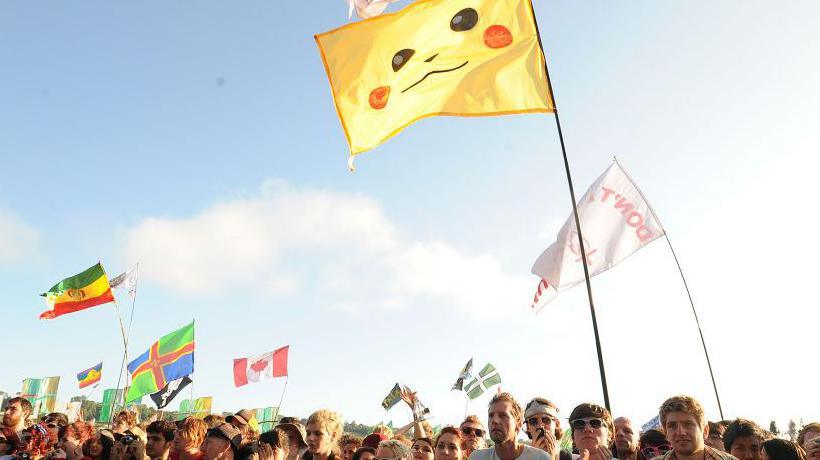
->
[250, 359, 269, 373]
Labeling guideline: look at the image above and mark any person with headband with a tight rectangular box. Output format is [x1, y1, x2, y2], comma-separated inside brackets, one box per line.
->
[524, 398, 568, 460]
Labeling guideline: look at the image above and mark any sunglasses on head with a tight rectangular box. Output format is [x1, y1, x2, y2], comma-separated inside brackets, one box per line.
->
[527, 416, 555, 426]
[571, 419, 604, 430]
[460, 427, 485, 437]
[640, 445, 672, 457]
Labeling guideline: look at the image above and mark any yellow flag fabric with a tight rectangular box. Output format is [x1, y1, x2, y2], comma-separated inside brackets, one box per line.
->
[315, 0, 554, 158]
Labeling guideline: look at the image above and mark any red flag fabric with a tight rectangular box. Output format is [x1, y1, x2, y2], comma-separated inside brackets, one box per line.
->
[233, 346, 289, 387]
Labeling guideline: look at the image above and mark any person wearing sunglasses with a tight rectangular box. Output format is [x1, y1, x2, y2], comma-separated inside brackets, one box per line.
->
[459, 416, 486, 459]
[638, 430, 671, 460]
[470, 393, 549, 460]
[568, 403, 615, 460]
[613, 418, 640, 460]
[656, 395, 734, 460]
[524, 398, 568, 460]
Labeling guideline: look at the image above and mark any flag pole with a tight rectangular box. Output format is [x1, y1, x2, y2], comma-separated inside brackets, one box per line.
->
[109, 296, 131, 427]
[613, 157, 724, 419]
[276, 376, 289, 416]
[463, 393, 469, 418]
[527, 1, 610, 410]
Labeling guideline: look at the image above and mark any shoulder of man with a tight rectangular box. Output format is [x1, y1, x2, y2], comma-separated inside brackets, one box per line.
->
[704, 446, 738, 460]
[469, 447, 494, 460]
[520, 444, 551, 460]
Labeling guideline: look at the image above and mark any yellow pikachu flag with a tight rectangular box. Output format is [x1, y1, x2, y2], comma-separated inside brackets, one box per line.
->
[315, 0, 554, 161]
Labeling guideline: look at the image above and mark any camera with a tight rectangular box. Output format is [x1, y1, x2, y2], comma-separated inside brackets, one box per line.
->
[536, 427, 546, 440]
[121, 435, 136, 445]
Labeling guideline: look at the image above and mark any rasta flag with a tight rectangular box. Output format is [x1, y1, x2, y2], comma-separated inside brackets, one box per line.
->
[39, 263, 115, 319]
[126, 322, 195, 402]
[77, 362, 103, 389]
[316, 0, 553, 160]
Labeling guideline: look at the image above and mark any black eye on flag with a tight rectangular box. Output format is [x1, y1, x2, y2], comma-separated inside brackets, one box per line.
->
[451, 358, 474, 391]
[150, 376, 192, 409]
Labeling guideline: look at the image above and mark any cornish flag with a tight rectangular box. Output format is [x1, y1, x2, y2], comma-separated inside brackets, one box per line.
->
[464, 363, 502, 400]
[233, 346, 289, 387]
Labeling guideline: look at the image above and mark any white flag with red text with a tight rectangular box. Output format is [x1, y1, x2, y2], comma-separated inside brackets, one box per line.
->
[531, 161, 664, 312]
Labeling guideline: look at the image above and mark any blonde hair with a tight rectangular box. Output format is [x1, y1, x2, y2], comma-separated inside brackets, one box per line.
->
[659, 395, 706, 429]
[377, 440, 412, 460]
[373, 424, 394, 439]
[178, 417, 208, 448]
[307, 410, 344, 442]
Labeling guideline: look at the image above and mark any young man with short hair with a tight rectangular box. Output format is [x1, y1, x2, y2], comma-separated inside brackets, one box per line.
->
[656, 396, 736, 460]
[2, 397, 32, 435]
[723, 419, 765, 460]
[469, 393, 550, 460]
[460, 415, 487, 459]
[147, 420, 177, 460]
[202, 424, 242, 460]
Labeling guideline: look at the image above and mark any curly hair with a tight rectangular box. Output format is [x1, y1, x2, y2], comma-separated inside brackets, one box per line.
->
[659, 395, 705, 429]
[307, 410, 344, 442]
[177, 417, 208, 448]
[340, 434, 363, 451]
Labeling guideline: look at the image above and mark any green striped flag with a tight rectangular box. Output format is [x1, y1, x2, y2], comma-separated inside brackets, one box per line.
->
[464, 363, 501, 400]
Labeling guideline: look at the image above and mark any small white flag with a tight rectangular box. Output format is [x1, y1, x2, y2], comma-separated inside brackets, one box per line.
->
[347, 0, 399, 19]
[531, 161, 664, 312]
[109, 264, 139, 296]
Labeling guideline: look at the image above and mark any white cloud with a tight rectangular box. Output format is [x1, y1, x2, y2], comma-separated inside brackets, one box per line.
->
[0, 208, 40, 266]
[124, 182, 530, 318]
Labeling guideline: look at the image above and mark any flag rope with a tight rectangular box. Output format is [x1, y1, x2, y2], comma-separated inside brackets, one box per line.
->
[615, 158, 724, 419]
[527, 0, 611, 411]
[276, 376, 289, 419]
[109, 297, 130, 427]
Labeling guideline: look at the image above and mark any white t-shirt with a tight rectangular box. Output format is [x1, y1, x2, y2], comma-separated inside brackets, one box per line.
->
[470, 445, 551, 460]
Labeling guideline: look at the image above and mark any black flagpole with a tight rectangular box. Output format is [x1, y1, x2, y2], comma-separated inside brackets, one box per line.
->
[527, 0, 611, 411]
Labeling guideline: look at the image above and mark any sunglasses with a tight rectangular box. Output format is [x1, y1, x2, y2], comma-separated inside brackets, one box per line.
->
[460, 428, 485, 437]
[527, 416, 556, 426]
[47, 424, 59, 429]
[640, 445, 672, 457]
[571, 419, 604, 430]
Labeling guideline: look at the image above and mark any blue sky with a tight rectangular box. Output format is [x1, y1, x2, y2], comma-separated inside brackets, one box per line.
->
[2, 0, 819, 430]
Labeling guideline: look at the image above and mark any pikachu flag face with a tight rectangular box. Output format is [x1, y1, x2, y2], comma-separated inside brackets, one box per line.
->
[315, 0, 554, 158]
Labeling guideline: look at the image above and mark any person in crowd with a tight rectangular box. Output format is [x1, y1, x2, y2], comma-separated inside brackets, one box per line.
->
[376, 440, 412, 460]
[723, 419, 766, 460]
[638, 430, 671, 459]
[3, 398, 32, 436]
[411, 437, 434, 460]
[204, 417, 226, 431]
[277, 418, 308, 460]
[0, 428, 17, 457]
[761, 440, 806, 460]
[470, 392, 549, 460]
[44, 414, 69, 448]
[339, 435, 362, 460]
[352, 447, 376, 460]
[226, 410, 259, 448]
[613, 418, 640, 460]
[706, 423, 726, 452]
[362, 435, 387, 451]
[655, 395, 735, 460]
[797, 424, 820, 460]
[113, 412, 138, 436]
[82, 430, 115, 460]
[524, 398, 567, 460]
[433, 427, 463, 460]
[459, 416, 487, 459]
[60, 421, 93, 460]
[259, 427, 290, 460]
[201, 423, 242, 460]
[393, 436, 412, 448]
[146, 421, 176, 460]
[568, 403, 614, 460]
[374, 427, 394, 440]
[304, 410, 343, 460]
[110, 426, 147, 460]
[172, 417, 207, 460]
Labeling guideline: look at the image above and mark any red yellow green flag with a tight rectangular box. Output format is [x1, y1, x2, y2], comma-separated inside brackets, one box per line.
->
[315, 0, 554, 160]
[39, 263, 115, 320]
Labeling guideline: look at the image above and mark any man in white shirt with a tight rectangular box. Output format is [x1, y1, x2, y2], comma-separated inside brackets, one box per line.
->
[469, 392, 550, 460]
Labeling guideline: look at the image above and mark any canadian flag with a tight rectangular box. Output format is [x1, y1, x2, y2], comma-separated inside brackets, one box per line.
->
[531, 161, 665, 312]
[233, 346, 289, 387]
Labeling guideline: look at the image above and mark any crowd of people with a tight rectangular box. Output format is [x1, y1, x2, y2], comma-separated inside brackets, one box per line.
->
[1, 393, 817, 460]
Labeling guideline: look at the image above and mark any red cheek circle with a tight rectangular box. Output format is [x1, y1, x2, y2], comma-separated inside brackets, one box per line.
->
[369, 85, 390, 110]
[484, 25, 513, 48]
